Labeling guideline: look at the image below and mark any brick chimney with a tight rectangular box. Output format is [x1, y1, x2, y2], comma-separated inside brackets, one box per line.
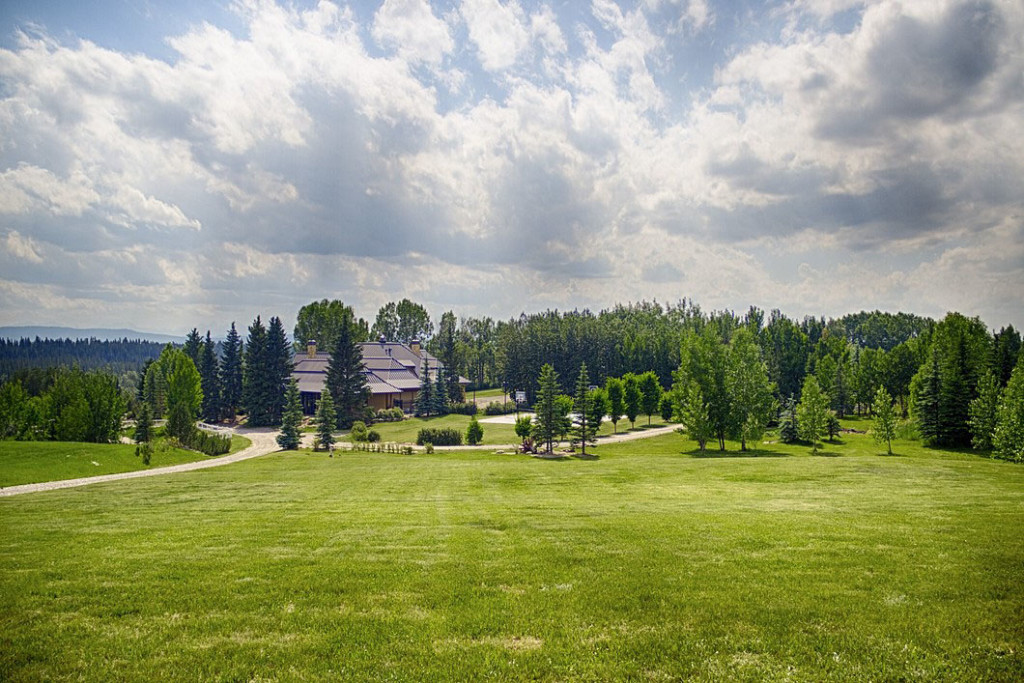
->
[307, 340, 317, 358]
[410, 338, 421, 356]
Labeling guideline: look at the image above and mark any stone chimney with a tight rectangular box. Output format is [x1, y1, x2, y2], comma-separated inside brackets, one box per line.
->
[410, 338, 421, 356]
[307, 340, 317, 358]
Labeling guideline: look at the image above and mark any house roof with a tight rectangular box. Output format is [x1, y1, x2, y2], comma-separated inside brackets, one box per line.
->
[291, 341, 467, 397]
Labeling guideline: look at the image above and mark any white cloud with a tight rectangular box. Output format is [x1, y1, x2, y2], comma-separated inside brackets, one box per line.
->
[460, 0, 531, 71]
[372, 0, 454, 67]
[4, 230, 44, 263]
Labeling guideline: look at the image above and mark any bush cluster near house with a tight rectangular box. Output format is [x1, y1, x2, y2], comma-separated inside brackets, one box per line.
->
[416, 427, 463, 446]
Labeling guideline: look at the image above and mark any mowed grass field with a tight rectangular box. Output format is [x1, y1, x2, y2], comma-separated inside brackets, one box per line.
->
[1, 428, 1023, 680]
[0, 434, 252, 488]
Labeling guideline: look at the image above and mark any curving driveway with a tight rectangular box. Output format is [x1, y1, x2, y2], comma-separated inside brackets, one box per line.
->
[0, 428, 282, 498]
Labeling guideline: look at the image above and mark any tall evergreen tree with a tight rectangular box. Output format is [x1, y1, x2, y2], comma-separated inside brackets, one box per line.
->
[200, 330, 220, 423]
[570, 363, 598, 455]
[434, 311, 463, 401]
[533, 363, 560, 454]
[432, 368, 448, 415]
[325, 311, 369, 429]
[184, 328, 203, 366]
[911, 348, 942, 445]
[277, 378, 303, 450]
[969, 371, 1001, 451]
[778, 395, 800, 444]
[993, 325, 1022, 388]
[415, 358, 433, 417]
[134, 401, 153, 445]
[266, 316, 293, 425]
[219, 322, 243, 420]
[243, 316, 270, 426]
[315, 388, 337, 452]
[872, 386, 897, 455]
[797, 375, 829, 454]
[992, 355, 1024, 463]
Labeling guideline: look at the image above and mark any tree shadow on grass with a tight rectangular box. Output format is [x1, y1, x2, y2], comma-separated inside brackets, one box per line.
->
[687, 448, 789, 459]
[812, 449, 842, 457]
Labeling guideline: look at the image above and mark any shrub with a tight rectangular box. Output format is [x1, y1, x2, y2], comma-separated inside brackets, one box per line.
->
[350, 421, 369, 442]
[416, 427, 462, 446]
[367, 429, 381, 443]
[449, 401, 479, 416]
[423, 443, 434, 454]
[466, 417, 483, 445]
[660, 395, 674, 422]
[484, 401, 515, 415]
[514, 415, 533, 439]
[177, 429, 232, 456]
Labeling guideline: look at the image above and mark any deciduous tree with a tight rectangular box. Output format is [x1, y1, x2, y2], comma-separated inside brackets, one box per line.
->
[872, 386, 897, 455]
[797, 375, 829, 454]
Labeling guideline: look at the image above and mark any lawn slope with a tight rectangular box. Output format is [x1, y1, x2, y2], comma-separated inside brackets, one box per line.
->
[1, 430, 1021, 680]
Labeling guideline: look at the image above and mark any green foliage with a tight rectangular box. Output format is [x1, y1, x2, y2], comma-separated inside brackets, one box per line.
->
[826, 412, 841, 442]
[872, 386, 897, 455]
[532, 363, 560, 454]
[673, 381, 712, 452]
[157, 346, 202, 441]
[350, 421, 369, 442]
[968, 371, 1001, 451]
[415, 358, 433, 417]
[622, 373, 641, 428]
[372, 299, 433, 344]
[911, 347, 942, 445]
[728, 328, 776, 450]
[416, 427, 462, 446]
[514, 415, 533, 440]
[432, 311, 463, 402]
[294, 299, 369, 351]
[465, 416, 483, 446]
[0, 379, 29, 438]
[448, 401, 478, 416]
[314, 388, 336, 452]
[570, 363, 598, 454]
[183, 328, 203, 366]
[605, 377, 624, 432]
[779, 395, 799, 444]
[277, 378, 303, 450]
[219, 322, 243, 419]
[992, 356, 1024, 462]
[179, 428, 232, 456]
[432, 369, 449, 416]
[199, 330, 221, 423]
[325, 310, 370, 429]
[659, 394, 674, 422]
[137, 441, 152, 465]
[367, 429, 381, 443]
[797, 375, 830, 454]
[483, 401, 515, 415]
[676, 328, 733, 450]
[134, 401, 153, 445]
[638, 371, 662, 426]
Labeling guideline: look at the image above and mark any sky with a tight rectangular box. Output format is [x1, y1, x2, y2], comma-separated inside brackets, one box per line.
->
[0, 0, 1021, 336]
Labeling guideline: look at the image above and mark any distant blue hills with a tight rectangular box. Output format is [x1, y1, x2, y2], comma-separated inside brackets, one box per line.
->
[0, 326, 184, 344]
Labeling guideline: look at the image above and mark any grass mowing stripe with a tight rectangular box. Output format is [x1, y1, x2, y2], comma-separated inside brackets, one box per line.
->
[1, 428, 1022, 680]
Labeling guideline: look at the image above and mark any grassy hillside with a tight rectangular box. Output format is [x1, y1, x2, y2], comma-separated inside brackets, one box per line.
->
[1, 429, 1021, 680]
[0, 435, 251, 488]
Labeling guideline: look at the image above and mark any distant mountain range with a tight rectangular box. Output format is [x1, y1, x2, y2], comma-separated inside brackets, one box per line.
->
[0, 326, 184, 344]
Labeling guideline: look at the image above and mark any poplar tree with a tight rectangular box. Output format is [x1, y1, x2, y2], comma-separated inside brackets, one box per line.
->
[533, 364, 560, 454]
[674, 381, 711, 452]
[605, 376, 624, 433]
[638, 371, 662, 426]
[992, 356, 1024, 462]
[872, 386, 897, 455]
[797, 375, 829, 454]
[277, 378, 303, 450]
[728, 328, 776, 451]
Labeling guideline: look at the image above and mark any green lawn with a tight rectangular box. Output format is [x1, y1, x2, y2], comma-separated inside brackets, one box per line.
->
[362, 413, 520, 445]
[0, 434, 252, 488]
[1, 429, 1022, 680]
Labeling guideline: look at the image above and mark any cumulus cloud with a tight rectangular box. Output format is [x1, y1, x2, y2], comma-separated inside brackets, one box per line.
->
[0, 0, 1021, 333]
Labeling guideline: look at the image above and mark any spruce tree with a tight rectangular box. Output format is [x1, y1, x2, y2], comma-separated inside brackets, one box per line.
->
[243, 316, 270, 426]
[570, 363, 598, 455]
[466, 416, 483, 445]
[532, 363, 560, 454]
[325, 312, 369, 429]
[415, 358, 433, 417]
[969, 371, 1001, 451]
[266, 316, 293, 425]
[992, 356, 1024, 462]
[797, 375, 829, 454]
[277, 378, 303, 450]
[134, 401, 153, 445]
[200, 330, 221, 423]
[432, 369, 448, 415]
[872, 386, 897, 455]
[315, 388, 337, 452]
[220, 322, 243, 420]
[912, 348, 942, 445]
[184, 328, 203, 366]
[778, 395, 800, 444]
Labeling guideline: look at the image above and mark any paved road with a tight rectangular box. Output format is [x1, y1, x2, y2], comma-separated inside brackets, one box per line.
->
[0, 428, 282, 498]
